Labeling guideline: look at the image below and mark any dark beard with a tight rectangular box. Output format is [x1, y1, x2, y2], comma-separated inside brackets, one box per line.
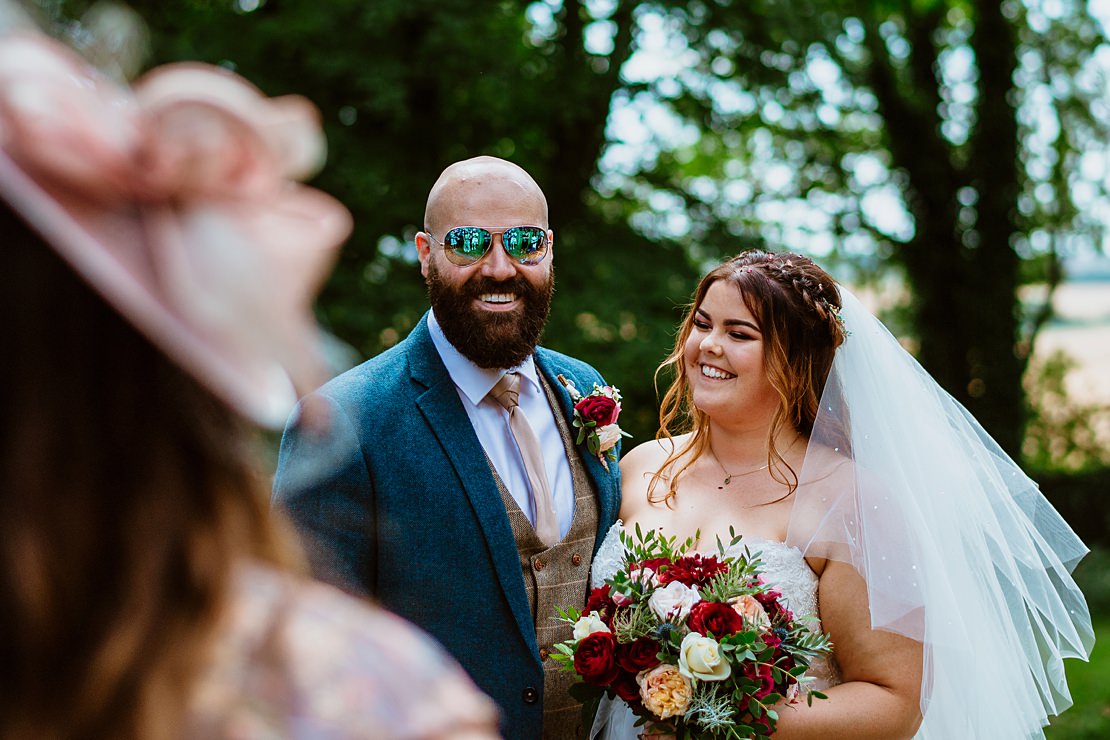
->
[427, 260, 554, 369]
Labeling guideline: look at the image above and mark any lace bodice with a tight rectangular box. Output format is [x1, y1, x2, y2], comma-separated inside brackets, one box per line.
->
[590, 522, 841, 690]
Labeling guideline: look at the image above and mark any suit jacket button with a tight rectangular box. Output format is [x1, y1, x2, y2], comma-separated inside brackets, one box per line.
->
[540, 647, 549, 660]
[571, 552, 582, 566]
[523, 686, 539, 703]
[533, 558, 546, 571]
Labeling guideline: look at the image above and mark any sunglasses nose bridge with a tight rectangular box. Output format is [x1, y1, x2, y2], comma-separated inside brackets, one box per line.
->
[477, 230, 517, 275]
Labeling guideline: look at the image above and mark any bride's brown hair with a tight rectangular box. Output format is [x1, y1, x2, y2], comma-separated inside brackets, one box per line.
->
[649, 250, 847, 506]
[0, 202, 295, 739]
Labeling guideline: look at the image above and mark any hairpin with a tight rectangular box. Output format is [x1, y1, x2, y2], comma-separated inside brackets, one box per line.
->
[821, 298, 850, 337]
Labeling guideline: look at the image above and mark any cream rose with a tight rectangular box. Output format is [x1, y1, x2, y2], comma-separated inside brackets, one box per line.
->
[572, 611, 611, 641]
[595, 423, 623, 453]
[638, 664, 693, 719]
[729, 594, 771, 630]
[678, 632, 732, 681]
[649, 581, 700, 621]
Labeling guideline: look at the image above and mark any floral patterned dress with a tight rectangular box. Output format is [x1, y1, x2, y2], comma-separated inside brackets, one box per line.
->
[185, 563, 499, 739]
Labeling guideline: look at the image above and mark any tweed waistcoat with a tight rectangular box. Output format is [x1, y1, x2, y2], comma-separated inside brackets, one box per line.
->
[489, 373, 598, 740]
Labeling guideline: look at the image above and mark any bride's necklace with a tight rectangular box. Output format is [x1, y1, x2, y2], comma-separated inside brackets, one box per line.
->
[709, 448, 769, 490]
[709, 437, 801, 490]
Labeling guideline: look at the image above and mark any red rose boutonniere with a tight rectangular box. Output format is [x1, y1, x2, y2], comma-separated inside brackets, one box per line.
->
[557, 375, 632, 471]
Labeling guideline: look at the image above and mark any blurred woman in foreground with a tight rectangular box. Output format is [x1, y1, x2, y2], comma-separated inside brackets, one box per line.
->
[0, 26, 498, 740]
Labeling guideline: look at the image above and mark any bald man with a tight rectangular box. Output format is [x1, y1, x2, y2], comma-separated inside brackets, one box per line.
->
[274, 157, 621, 740]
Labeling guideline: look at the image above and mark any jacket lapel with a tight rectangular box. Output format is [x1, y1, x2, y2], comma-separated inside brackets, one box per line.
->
[534, 350, 621, 549]
[407, 315, 540, 656]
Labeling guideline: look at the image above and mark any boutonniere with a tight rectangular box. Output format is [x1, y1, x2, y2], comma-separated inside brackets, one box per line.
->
[557, 375, 632, 471]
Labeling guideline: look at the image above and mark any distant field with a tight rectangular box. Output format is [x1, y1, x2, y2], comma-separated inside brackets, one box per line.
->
[1036, 281, 1110, 404]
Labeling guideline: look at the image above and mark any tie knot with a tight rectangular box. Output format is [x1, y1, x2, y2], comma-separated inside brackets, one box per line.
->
[491, 372, 521, 410]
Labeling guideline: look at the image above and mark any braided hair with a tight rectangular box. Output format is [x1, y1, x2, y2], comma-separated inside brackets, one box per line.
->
[649, 250, 847, 506]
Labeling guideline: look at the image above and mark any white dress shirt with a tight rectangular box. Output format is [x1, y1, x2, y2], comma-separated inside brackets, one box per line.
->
[427, 311, 576, 539]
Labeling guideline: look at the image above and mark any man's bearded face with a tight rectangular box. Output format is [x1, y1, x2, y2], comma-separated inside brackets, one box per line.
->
[427, 258, 554, 369]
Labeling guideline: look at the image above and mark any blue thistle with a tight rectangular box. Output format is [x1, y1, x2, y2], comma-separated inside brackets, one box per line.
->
[652, 623, 678, 641]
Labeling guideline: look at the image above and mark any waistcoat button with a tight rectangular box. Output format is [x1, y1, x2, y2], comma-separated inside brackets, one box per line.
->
[533, 558, 546, 571]
[571, 552, 582, 566]
[540, 647, 549, 660]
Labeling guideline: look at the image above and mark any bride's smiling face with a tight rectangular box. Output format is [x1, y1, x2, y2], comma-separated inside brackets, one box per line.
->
[683, 280, 778, 423]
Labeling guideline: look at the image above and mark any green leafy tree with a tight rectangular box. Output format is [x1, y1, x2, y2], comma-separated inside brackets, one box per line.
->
[614, 0, 1110, 455]
[60, 0, 700, 439]
[42, 0, 1110, 455]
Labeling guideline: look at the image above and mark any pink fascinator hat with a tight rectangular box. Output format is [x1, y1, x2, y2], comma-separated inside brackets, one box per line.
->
[0, 31, 352, 427]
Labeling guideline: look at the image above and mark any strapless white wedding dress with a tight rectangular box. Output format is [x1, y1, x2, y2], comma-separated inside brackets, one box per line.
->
[588, 522, 841, 740]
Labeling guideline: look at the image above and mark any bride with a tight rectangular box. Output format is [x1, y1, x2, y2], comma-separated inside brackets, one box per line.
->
[591, 251, 1092, 739]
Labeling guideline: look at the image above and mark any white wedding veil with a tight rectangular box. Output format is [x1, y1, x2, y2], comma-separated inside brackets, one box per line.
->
[785, 289, 1094, 738]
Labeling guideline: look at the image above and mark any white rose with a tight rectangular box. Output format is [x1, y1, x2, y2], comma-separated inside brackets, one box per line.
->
[572, 611, 611, 641]
[629, 565, 661, 588]
[649, 581, 700, 621]
[596, 423, 623, 453]
[678, 632, 732, 682]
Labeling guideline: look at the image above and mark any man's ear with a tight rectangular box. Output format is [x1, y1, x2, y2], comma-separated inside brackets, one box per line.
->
[415, 232, 432, 277]
[547, 229, 555, 257]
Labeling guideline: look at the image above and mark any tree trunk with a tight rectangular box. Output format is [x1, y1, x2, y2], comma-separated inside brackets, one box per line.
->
[863, 3, 1026, 456]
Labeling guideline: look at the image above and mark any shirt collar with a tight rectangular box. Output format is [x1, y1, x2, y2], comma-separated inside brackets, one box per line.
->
[427, 309, 539, 406]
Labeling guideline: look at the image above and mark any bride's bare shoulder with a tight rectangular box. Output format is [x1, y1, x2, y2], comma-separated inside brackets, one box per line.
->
[620, 435, 688, 478]
[619, 435, 690, 519]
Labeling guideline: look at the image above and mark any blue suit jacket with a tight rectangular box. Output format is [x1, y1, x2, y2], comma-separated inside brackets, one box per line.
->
[273, 314, 621, 739]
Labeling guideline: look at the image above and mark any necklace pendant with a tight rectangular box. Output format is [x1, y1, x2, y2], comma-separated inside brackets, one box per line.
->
[723, 475, 732, 486]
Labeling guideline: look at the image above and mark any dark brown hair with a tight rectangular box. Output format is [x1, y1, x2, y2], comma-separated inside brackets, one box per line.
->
[0, 201, 293, 739]
[649, 250, 847, 505]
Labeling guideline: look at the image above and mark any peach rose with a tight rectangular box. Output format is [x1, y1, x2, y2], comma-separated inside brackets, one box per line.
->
[729, 594, 771, 630]
[638, 664, 693, 719]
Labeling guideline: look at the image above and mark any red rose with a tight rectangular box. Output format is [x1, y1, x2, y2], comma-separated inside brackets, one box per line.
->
[611, 669, 642, 703]
[743, 662, 776, 699]
[575, 394, 619, 427]
[687, 601, 743, 637]
[585, 585, 617, 626]
[762, 631, 783, 649]
[574, 632, 620, 686]
[754, 589, 791, 621]
[616, 636, 661, 673]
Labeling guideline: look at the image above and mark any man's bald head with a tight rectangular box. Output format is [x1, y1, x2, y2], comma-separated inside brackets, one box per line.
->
[423, 156, 549, 235]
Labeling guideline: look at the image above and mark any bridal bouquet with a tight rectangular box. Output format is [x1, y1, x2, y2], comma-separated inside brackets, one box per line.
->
[553, 527, 832, 739]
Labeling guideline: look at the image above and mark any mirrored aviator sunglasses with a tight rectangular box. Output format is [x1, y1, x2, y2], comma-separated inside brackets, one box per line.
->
[432, 225, 551, 266]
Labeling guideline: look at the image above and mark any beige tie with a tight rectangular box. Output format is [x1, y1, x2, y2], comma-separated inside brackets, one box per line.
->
[490, 372, 560, 546]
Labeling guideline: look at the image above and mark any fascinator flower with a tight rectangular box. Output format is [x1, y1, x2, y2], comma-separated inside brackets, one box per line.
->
[0, 32, 352, 426]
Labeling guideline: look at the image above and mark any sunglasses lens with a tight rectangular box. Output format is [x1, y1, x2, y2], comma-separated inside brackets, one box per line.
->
[443, 227, 493, 264]
[502, 227, 548, 264]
